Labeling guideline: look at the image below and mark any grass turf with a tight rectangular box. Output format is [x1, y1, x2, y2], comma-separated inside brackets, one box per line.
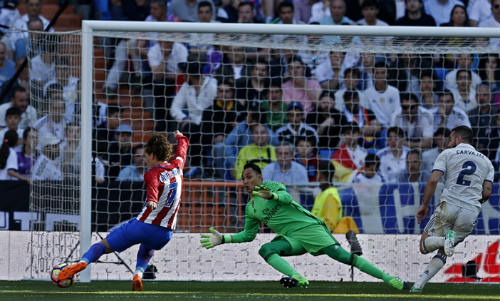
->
[0, 280, 498, 301]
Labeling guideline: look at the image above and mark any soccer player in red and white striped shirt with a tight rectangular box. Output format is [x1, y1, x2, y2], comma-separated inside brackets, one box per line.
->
[57, 131, 189, 291]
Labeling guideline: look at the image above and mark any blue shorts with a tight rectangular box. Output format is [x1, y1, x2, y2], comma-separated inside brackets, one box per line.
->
[106, 218, 173, 252]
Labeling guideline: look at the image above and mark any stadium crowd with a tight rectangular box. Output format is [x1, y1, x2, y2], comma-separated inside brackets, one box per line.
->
[0, 0, 498, 194]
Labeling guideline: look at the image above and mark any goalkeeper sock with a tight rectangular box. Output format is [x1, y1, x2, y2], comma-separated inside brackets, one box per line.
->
[81, 242, 106, 264]
[323, 244, 392, 283]
[135, 244, 154, 276]
[422, 236, 445, 253]
[266, 254, 298, 277]
[413, 254, 446, 289]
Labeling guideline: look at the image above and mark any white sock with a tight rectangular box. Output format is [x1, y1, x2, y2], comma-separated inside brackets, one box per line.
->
[414, 254, 446, 289]
[134, 270, 143, 278]
[423, 236, 445, 253]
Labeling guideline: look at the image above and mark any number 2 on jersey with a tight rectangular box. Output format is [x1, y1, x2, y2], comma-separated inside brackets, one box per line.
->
[456, 161, 476, 186]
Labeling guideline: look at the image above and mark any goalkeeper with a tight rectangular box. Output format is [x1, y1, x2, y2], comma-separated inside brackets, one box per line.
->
[201, 162, 406, 289]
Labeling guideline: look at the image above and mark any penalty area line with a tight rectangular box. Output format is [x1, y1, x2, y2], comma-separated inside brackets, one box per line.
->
[0, 290, 497, 300]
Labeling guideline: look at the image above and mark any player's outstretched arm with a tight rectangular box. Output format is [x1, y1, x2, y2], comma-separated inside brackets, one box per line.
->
[200, 227, 230, 249]
[252, 185, 293, 205]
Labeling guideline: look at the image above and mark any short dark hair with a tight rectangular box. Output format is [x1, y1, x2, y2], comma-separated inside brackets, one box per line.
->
[11, 86, 27, 99]
[365, 153, 380, 169]
[434, 127, 451, 138]
[343, 67, 360, 78]
[132, 143, 145, 154]
[319, 90, 334, 100]
[238, 1, 252, 10]
[198, 1, 212, 12]
[269, 78, 282, 89]
[341, 122, 360, 135]
[107, 105, 121, 117]
[374, 61, 387, 69]
[150, 0, 166, 8]
[243, 162, 262, 175]
[5, 107, 21, 117]
[407, 148, 421, 159]
[278, 1, 294, 12]
[456, 69, 471, 81]
[400, 92, 419, 104]
[343, 90, 360, 102]
[387, 126, 405, 138]
[361, 0, 379, 9]
[452, 126, 473, 143]
[318, 160, 335, 183]
[437, 89, 454, 100]
[145, 133, 172, 161]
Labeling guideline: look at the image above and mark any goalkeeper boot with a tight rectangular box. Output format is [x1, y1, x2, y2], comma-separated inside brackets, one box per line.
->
[132, 274, 144, 291]
[346, 231, 363, 256]
[388, 277, 406, 290]
[280, 274, 309, 288]
[57, 262, 87, 281]
[444, 230, 456, 257]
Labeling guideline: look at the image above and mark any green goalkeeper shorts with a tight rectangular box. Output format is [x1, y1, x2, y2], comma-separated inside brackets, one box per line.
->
[276, 223, 339, 255]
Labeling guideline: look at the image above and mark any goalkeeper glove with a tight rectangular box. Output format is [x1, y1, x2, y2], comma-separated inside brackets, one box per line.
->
[200, 227, 230, 249]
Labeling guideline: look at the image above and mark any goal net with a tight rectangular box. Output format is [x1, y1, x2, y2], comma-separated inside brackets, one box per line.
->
[22, 23, 500, 282]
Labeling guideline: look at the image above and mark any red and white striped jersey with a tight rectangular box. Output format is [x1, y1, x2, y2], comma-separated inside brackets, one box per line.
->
[136, 135, 189, 229]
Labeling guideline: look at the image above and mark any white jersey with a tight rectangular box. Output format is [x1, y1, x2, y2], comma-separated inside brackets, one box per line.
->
[433, 143, 494, 212]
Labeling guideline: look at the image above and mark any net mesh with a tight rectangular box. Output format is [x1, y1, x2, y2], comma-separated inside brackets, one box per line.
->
[23, 27, 500, 279]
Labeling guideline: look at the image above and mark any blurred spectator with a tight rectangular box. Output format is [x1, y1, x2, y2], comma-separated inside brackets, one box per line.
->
[170, 0, 215, 22]
[469, 83, 498, 160]
[330, 123, 367, 183]
[451, 69, 477, 113]
[29, 38, 56, 85]
[0, 86, 36, 129]
[282, 56, 322, 114]
[298, 33, 329, 74]
[478, 0, 500, 48]
[235, 58, 269, 116]
[221, 110, 278, 179]
[424, 0, 464, 26]
[234, 123, 276, 180]
[295, 136, 318, 182]
[358, 52, 375, 90]
[390, 92, 434, 149]
[444, 53, 481, 91]
[364, 62, 402, 127]
[44, 58, 79, 122]
[334, 67, 366, 111]
[61, 123, 81, 181]
[376, 126, 409, 183]
[478, 53, 500, 93]
[468, 0, 492, 26]
[0, 0, 21, 36]
[170, 61, 217, 167]
[94, 105, 120, 157]
[262, 141, 308, 185]
[16, 127, 36, 177]
[217, 0, 238, 22]
[352, 153, 384, 183]
[0, 41, 14, 89]
[0, 107, 22, 143]
[395, 0, 437, 26]
[319, 0, 353, 25]
[32, 132, 62, 181]
[357, 0, 391, 46]
[214, 45, 245, 81]
[422, 127, 450, 173]
[262, 79, 287, 131]
[189, 1, 217, 59]
[341, 90, 381, 148]
[237, 1, 261, 23]
[430, 89, 471, 132]
[201, 80, 238, 177]
[33, 98, 67, 144]
[0, 129, 29, 181]
[106, 124, 133, 180]
[271, 2, 306, 44]
[116, 144, 146, 181]
[440, 4, 471, 26]
[398, 148, 430, 182]
[309, 0, 330, 23]
[417, 70, 439, 110]
[315, 51, 346, 91]
[293, 0, 313, 23]
[389, 43, 429, 93]
[306, 90, 345, 148]
[276, 102, 319, 147]
[147, 39, 188, 130]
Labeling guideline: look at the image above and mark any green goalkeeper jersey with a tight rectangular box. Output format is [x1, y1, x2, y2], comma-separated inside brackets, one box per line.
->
[230, 181, 328, 243]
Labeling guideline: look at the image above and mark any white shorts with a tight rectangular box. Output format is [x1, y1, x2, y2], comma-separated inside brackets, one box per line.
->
[424, 201, 479, 245]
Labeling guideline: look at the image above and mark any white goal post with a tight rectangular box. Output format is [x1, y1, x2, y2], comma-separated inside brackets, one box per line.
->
[77, 22, 500, 283]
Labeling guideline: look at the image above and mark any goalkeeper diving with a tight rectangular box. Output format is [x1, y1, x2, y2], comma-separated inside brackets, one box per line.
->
[201, 162, 407, 289]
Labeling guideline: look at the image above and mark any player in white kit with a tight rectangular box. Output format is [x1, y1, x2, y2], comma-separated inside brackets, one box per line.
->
[411, 126, 494, 293]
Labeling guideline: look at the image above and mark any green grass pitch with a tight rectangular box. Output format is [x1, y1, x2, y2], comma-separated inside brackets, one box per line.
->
[0, 280, 498, 301]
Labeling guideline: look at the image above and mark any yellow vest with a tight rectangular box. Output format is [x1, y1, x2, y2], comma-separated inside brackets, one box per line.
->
[311, 187, 342, 232]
